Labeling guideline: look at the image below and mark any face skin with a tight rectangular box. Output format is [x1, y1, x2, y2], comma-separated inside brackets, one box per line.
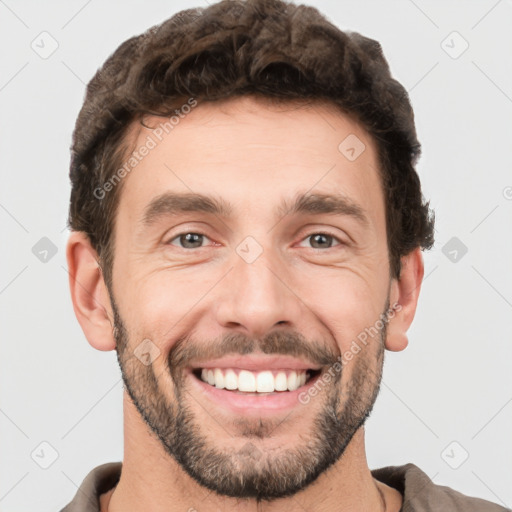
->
[67, 95, 424, 512]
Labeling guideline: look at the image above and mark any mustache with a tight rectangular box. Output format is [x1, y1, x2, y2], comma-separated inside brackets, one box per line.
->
[168, 330, 339, 371]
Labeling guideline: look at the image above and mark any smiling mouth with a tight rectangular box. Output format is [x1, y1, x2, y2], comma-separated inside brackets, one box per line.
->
[191, 367, 322, 394]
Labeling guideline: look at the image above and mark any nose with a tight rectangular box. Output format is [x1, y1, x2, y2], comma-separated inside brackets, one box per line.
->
[214, 246, 302, 339]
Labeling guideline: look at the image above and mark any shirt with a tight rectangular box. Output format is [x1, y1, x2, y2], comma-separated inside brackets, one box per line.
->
[60, 461, 510, 511]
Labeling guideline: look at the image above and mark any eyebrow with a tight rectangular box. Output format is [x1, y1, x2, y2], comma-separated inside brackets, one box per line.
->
[140, 191, 370, 228]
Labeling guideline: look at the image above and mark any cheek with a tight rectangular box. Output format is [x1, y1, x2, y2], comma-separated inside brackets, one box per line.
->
[119, 269, 215, 347]
[295, 266, 385, 350]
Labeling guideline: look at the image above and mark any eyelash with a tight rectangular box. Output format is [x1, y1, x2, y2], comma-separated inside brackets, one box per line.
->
[165, 231, 345, 250]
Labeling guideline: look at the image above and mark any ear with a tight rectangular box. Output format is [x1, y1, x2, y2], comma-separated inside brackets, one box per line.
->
[66, 231, 116, 351]
[385, 247, 425, 352]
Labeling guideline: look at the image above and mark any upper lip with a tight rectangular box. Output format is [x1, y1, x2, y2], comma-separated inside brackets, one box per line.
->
[189, 355, 323, 372]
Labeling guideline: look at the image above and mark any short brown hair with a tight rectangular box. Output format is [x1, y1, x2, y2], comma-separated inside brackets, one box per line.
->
[67, 0, 435, 292]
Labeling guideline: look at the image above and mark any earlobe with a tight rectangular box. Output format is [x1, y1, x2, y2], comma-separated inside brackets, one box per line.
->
[385, 248, 425, 352]
[66, 231, 116, 352]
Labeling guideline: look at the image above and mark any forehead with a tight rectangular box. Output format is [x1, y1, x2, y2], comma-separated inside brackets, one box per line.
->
[116, 95, 385, 231]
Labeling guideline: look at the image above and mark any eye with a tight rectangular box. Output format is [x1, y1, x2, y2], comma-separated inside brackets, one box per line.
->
[166, 232, 211, 249]
[165, 231, 345, 250]
[298, 232, 344, 250]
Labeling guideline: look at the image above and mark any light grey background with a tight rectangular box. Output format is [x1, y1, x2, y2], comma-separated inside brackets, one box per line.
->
[1, 0, 511, 510]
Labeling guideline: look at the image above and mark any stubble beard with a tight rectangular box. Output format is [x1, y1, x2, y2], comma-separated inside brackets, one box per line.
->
[111, 297, 388, 502]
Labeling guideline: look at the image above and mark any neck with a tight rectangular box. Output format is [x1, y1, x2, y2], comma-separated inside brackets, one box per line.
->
[106, 392, 402, 512]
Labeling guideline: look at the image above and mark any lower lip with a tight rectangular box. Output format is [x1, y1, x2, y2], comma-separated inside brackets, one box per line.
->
[187, 369, 322, 416]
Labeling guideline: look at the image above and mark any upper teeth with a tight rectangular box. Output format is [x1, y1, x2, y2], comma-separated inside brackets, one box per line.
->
[199, 368, 309, 392]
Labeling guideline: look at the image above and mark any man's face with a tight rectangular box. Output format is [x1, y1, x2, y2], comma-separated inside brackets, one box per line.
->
[108, 96, 393, 501]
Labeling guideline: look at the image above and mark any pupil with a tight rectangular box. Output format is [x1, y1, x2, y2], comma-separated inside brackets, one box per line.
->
[312, 234, 330, 248]
[182, 233, 202, 248]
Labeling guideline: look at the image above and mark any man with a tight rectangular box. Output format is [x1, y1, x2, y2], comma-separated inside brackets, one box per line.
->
[61, 0, 507, 510]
